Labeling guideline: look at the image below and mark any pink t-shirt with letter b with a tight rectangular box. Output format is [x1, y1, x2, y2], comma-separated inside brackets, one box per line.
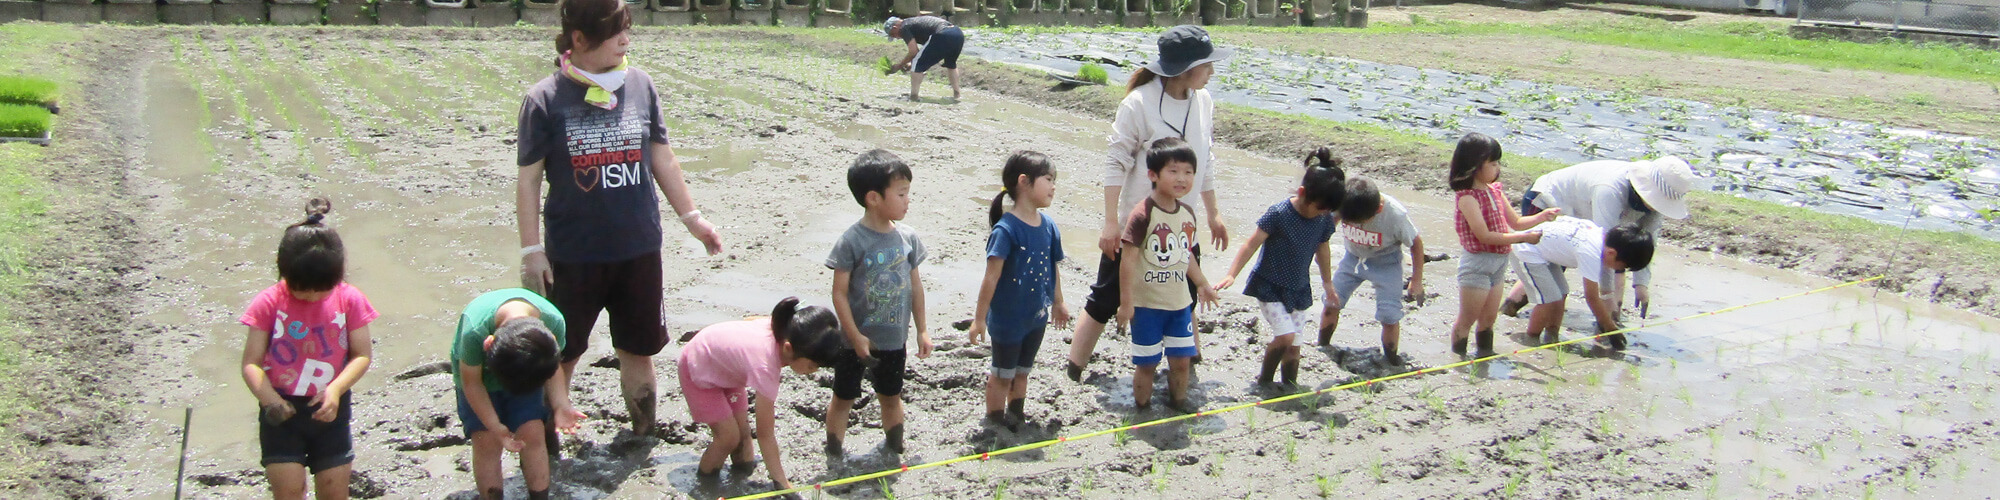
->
[239, 282, 378, 398]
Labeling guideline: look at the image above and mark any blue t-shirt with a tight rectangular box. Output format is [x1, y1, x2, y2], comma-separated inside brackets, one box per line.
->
[984, 212, 1065, 336]
[1243, 200, 1338, 311]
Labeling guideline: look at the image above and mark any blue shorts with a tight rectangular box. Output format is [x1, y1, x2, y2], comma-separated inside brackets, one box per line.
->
[456, 386, 548, 438]
[1130, 306, 1196, 366]
[913, 27, 964, 73]
[1331, 252, 1406, 325]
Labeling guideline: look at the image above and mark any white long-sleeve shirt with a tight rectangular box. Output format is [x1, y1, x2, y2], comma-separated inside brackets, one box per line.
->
[1105, 79, 1219, 222]
[1528, 160, 1665, 287]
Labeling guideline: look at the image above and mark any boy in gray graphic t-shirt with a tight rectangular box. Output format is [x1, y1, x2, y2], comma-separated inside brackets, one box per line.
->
[822, 149, 932, 456]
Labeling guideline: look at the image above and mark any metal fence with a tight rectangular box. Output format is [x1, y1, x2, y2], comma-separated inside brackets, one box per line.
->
[1799, 0, 2000, 37]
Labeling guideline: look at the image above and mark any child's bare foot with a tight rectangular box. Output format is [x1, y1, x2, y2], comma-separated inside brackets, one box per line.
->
[885, 424, 906, 454]
[1066, 361, 1085, 382]
[823, 434, 842, 457]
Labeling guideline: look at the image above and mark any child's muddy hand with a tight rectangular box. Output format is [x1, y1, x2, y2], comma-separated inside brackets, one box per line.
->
[1406, 280, 1425, 307]
[1116, 305, 1134, 331]
[850, 337, 872, 359]
[555, 406, 587, 433]
[1633, 285, 1651, 318]
[259, 401, 294, 426]
[1051, 303, 1072, 329]
[308, 390, 342, 422]
[967, 323, 985, 345]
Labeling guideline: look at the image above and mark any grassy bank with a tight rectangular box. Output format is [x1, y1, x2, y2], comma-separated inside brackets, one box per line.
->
[0, 24, 74, 490]
[748, 25, 1998, 315]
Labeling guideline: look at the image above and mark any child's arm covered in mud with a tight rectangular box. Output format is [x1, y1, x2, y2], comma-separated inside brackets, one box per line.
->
[457, 363, 521, 451]
[241, 326, 293, 423]
[1581, 278, 1620, 333]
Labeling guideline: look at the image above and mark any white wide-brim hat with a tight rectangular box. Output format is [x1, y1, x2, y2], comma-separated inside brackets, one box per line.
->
[1628, 155, 1694, 220]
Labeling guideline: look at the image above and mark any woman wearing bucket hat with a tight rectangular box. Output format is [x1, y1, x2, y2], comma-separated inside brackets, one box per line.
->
[1067, 25, 1234, 382]
[1504, 156, 1694, 320]
[884, 15, 965, 102]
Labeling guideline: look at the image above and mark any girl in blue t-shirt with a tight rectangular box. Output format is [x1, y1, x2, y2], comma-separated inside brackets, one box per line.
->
[969, 151, 1071, 431]
[1215, 148, 1346, 389]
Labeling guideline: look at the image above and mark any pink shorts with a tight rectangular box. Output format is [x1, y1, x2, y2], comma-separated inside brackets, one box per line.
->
[678, 361, 748, 424]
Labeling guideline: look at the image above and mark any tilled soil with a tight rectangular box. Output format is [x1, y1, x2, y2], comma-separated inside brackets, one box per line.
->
[10, 25, 2000, 499]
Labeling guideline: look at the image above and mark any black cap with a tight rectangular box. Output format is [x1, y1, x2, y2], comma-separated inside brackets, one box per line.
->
[1145, 25, 1234, 78]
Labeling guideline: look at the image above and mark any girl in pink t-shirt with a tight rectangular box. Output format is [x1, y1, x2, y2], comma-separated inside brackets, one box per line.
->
[678, 297, 848, 493]
[238, 198, 378, 500]
[1446, 134, 1558, 357]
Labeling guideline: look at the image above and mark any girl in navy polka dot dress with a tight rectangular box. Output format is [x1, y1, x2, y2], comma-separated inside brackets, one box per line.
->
[1215, 148, 1347, 388]
[969, 151, 1072, 430]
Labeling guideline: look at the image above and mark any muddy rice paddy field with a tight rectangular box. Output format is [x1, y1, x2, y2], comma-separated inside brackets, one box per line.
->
[9, 18, 2000, 499]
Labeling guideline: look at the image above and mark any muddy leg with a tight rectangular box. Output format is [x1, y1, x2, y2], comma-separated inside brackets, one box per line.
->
[1167, 357, 1193, 411]
[1067, 316, 1107, 381]
[881, 394, 906, 453]
[519, 420, 551, 494]
[983, 374, 1007, 416]
[1282, 345, 1301, 385]
[310, 464, 352, 500]
[1501, 281, 1530, 318]
[947, 67, 961, 100]
[1133, 363, 1157, 408]
[909, 71, 925, 101]
[469, 431, 506, 500]
[825, 397, 854, 454]
[618, 350, 657, 437]
[1256, 346, 1283, 386]
[1381, 323, 1401, 364]
[698, 414, 742, 475]
[730, 409, 756, 469]
[1319, 305, 1341, 346]
[265, 463, 307, 500]
[1451, 286, 1488, 356]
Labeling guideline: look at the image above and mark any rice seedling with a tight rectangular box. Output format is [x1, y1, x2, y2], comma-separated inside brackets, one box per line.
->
[1450, 450, 1468, 472]
[1208, 452, 1224, 476]
[1504, 473, 1524, 497]
[1152, 456, 1172, 493]
[1285, 435, 1299, 463]
[993, 477, 1010, 500]
[1114, 419, 1131, 447]
[0, 103, 51, 138]
[879, 478, 897, 500]
[0, 75, 58, 108]
[1596, 412, 1614, 436]
[874, 56, 895, 75]
[1368, 456, 1386, 483]
[1076, 63, 1108, 85]
[1314, 474, 1334, 498]
[1323, 420, 1338, 443]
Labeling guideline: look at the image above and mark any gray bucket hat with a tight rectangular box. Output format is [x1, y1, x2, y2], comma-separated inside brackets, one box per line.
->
[1143, 25, 1234, 77]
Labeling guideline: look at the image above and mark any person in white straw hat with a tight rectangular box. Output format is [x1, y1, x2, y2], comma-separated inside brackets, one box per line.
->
[1067, 26, 1235, 382]
[1504, 156, 1693, 320]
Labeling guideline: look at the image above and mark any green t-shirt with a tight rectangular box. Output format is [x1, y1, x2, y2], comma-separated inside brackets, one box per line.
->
[450, 288, 567, 391]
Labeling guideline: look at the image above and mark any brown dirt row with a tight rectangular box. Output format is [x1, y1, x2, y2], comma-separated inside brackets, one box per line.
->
[746, 27, 1999, 318]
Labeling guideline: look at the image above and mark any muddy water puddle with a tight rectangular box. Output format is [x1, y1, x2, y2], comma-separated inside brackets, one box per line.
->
[965, 30, 2000, 238]
[119, 31, 2000, 499]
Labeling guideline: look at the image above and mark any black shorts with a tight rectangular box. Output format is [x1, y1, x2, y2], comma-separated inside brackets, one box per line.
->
[550, 251, 667, 361]
[1083, 246, 1201, 324]
[833, 348, 907, 400]
[259, 393, 354, 474]
[913, 27, 964, 73]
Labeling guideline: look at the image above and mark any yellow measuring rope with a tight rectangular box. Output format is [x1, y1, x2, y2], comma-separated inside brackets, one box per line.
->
[727, 274, 1886, 499]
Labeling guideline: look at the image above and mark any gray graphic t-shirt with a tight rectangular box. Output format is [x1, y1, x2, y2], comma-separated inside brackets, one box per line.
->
[826, 222, 926, 349]
[515, 70, 671, 263]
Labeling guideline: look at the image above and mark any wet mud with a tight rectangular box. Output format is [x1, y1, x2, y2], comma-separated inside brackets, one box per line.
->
[24, 26, 2000, 499]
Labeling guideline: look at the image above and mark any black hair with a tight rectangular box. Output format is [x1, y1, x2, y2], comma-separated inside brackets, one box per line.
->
[989, 151, 1056, 227]
[277, 197, 344, 293]
[1301, 146, 1347, 214]
[1339, 177, 1383, 224]
[1604, 222, 1655, 272]
[847, 149, 914, 208]
[770, 297, 847, 366]
[486, 315, 561, 395]
[555, 0, 632, 61]
[1145, 137, 1199, 175]
[1447, 132, 1504, 191]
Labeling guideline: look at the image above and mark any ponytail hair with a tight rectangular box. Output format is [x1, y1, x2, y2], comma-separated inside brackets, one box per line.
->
[276, 197, 344, 292]
[989, 150, 1056, 227]
[1124, 68, 1159, 95]
[1300, 146, 1347, 213]
[770, 297, 846, 366]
